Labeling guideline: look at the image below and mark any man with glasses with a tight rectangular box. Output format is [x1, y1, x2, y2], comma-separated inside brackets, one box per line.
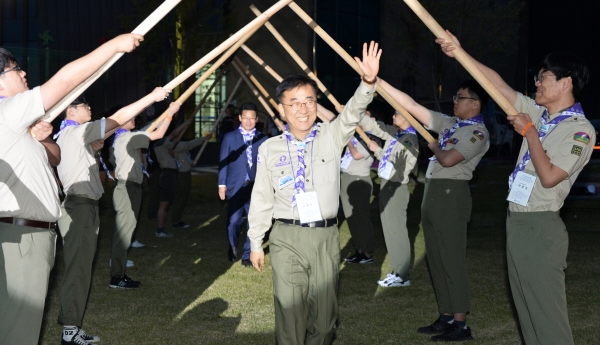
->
[439, 34, 594, 345]
[218, 102, 267, 266]
[247, 41, 380, 345]
[375, 77, 489, 341]
[0, 35, 142, 345]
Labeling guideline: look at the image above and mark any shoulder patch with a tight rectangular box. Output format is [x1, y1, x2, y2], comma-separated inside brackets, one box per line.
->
[573, 132, 591, 145]
[472, 130, 485, 140]
[571, 145, 583, 156]
[257, 154, 262, 164]
[446, 138, 459, 145]
[470, 137, 477, 143]
[402, 140, 413, 148]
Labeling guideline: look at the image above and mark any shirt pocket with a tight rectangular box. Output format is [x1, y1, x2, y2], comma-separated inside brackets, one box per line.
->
[311, 156, 334, 185]
[272, 167, 295, 198]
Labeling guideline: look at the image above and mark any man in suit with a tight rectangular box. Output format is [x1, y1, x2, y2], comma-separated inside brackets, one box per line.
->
[218, 102, 267, 266]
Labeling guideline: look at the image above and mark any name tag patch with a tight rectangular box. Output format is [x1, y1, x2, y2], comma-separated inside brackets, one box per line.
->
[278, 174, 294, 189]
[571, 145, 583, 156]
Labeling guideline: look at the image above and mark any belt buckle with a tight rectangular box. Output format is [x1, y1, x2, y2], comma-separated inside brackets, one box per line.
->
[308, 222, 317, 228]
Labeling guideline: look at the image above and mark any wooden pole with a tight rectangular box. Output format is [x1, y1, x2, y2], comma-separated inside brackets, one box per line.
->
[192, 77, 244, 165]
[241, 44, 283, 81]
[231, 60, 285, 132]
[287, 2, 436, 143]
[402, 0, 518, 115]
[233, 56, 279, 110]
[42, 0, 182, 122]
[249, 5, 372, 145]
[171, 67, 228, 150]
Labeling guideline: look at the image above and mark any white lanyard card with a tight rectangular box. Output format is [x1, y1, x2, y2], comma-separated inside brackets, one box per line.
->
[507, 171, 536, 207]
[296, 191, 323, 223]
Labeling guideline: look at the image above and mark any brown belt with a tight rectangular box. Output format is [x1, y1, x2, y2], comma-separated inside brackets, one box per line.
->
[0, 217, 57, 230]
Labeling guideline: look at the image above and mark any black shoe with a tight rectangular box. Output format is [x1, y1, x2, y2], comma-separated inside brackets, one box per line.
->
[344, 251, 374, 264]
[109, 275, 140, 289]
[241, 259, 252, 267]
[61, 327, 99, 345]
[417, 318, 453, 334]
[228, 246, 237, 262]
[431, 324, 473, 342]
[172, 221, 190, 228]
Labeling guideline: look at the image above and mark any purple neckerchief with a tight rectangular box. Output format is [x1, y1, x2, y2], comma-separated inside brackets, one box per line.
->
[239, 126, 257, 181]
[341, 137, 359, 162]
[429, 114, 485, 161]
[284, 123, 319, 210]
[53, 119, 79, 140]
[0, 96, 5, 100]
[379, 126, 417, 173]
[113, 128, 149, 177]
[508, 103, 585, 189]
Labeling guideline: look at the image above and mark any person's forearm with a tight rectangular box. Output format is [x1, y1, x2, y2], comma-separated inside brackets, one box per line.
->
[377, 78, 432, 127]
[317, 104, 336, 121]
[526, 130, 567, 188]
[347, 144, 364, 159]
[40, 138, 61, 166]
[460, 51, 517, 107]
[107, 93, 157, 132]
[149, 119, 172, 141]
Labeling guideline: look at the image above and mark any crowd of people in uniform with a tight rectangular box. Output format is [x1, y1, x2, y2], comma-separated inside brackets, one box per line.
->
[0, 27, 594, 345]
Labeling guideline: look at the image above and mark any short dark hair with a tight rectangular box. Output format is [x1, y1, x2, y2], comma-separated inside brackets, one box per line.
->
[275, 74, 318, 102]
[539, 52, 589, 100]
[458, 79, 489, 109]
[61, 95, 88, 118]
[239, 102, 258, 117]
[0, 48, 17, 72]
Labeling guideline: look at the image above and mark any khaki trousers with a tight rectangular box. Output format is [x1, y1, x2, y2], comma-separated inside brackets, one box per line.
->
[111, 180, 142, 277]
[339, 173, 374, 253]
[0, 223, 56, 345]
[506, 210, 573, 345]
[421, 179, 471, 314]
[57, 195, 100, 326]
[270, 222, 340, 345]
[379, 180, 411, 280]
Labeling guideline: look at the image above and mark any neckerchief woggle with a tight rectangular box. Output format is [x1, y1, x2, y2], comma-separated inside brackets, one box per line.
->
[508, 103, 585, 189]
[113, 128, 149, 178]
[429, 114, 485, 161]
[239, 125, 257, 181]
[55, 119, 115, 181]
[284, 123, 318, 210]
[379, 126, 417, 173]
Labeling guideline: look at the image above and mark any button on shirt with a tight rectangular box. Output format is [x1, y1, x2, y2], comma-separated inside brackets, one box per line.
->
[247, 82, 376, 252]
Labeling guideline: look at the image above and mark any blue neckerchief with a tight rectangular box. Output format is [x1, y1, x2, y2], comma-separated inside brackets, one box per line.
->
[283, 123, 318, 210]
[53, 119, 80, 140]
[508, 103, 585, 189]
[379, 126, 417, 173]
[430, 114, 484, 161]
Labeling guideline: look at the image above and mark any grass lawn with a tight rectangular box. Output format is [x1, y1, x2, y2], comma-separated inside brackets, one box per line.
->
[39, 160, 600, 344]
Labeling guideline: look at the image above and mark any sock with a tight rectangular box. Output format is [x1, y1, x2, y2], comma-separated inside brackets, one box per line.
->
[63, 326, 78, 341]
[440, 314, 454, 323]
[454, 320, 467, 329]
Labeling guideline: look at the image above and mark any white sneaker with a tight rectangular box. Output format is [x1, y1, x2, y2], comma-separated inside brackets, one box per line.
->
[130, 240, 145, 248]
[378, 272, 411, 287]
[155, 231, 174, 238]
[109, 259, 134, 268]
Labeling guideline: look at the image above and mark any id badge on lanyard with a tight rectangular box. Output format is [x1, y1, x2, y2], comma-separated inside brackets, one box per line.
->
[506, 171, 536, 206]
[296, 191, 323, 223]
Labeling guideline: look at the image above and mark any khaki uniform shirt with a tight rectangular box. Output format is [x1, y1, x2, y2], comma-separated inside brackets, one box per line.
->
[340, 137, 373, 177]
[360, 117, 418, 184]
[248, 82, 376, 252]
[113, 131, 151, 184]
[0, 87, 61, 221]
[426, 111, 490, 180]
[174, 137, 205, 173]
[56, 119, 105, 200]
[509, 92, 595, 212]
[155, 140, 177, 169]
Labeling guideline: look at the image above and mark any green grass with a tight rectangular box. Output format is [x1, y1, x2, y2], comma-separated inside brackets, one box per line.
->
[39, 161, 600, 344]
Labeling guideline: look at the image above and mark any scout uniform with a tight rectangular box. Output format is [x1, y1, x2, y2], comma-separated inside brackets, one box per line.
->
[110, 129, 151, 278]
[154, 139, 178, 203]
[360, 116, 418, 281]
[339, 134, 375, 256]
[171, 137, 207, 225]
[422, 111, 489, 315]
[0, 88, 60, 345]
[248, 82, 375, 345]
[55, 116, 106, 329]
[506, 93, 594, 345]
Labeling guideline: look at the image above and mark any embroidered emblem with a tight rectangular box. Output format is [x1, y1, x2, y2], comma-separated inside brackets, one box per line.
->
[473, 130, 484, 140]
[446, 138, 459, 145]
[402, 140, 413, 148]
[275, 155, 291, 167]
[573, 132, 591, 145]
[571, 145, 583, 156]
[470, 137, 477, 143]
[279, 155, 286, 162]
[257, 154, 262, 164]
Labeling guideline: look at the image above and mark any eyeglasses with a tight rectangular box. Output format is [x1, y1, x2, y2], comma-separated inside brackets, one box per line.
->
[0, 65, 21, 77]
[453, 95, 477, 102]
[533, 73, 556, 84]
[74, 104, 91, 111]
[282, 100, 317, 111]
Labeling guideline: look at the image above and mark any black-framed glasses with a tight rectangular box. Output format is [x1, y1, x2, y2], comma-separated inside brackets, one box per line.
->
[453, 95, 477, 102]
[0, 65, 21, 77]
[282, 100, 317, 111]
[533, 73, 556, 84]
[73, 104, 91, 111]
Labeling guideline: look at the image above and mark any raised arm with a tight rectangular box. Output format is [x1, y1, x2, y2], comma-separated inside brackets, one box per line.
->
[317, 104, 337, 121]
[354, 41, 381, 90]
[148, 102, 180, 141]
[39, 34, 143, 111]
[168, 116, 192, 141]
[377, 78, 432, 127]
[437, 30, 517, 108]
[106, 87, 170, 132]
